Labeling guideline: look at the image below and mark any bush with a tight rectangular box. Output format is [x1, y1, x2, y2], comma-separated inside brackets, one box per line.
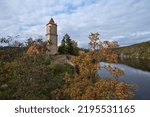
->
[0, 54, 75, 99]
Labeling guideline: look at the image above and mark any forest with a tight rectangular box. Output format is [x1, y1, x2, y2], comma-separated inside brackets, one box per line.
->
[115, 41, 150, 59]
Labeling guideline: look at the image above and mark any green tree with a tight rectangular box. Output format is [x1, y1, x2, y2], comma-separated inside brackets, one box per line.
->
[58, 34, 79, 55]
[58, 38, 67, 54]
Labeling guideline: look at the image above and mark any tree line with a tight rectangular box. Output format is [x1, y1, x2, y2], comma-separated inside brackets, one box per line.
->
[0, 34, 79, 56]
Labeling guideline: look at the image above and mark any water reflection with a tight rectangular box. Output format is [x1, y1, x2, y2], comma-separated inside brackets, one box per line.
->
[99, 59, 150, 100]
[118, 58, 150, 72]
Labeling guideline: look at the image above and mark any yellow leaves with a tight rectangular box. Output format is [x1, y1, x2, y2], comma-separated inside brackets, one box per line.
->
[63, 72, 71, 83]
[88, 32, 100, 51]
[50, 32, 135, 100]
[114, 82, 135, 99]
[106, 65, 124, 79]
[88, 32, 100, 42]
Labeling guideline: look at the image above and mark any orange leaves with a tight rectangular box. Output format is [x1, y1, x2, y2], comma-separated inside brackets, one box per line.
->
[50, 33, 135, 100]
[106, 65, 124, 79]
[88, 32, 118, 63]
[88, 32, 100, 42]
[114, 82, 135, 99]
[88, 32, 100, 51]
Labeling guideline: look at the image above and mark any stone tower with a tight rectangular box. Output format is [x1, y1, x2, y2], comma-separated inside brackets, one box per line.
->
[46, 18, 57, 55]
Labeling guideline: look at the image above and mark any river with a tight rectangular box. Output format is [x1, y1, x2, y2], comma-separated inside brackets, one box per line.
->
[99, 58, 150, 100]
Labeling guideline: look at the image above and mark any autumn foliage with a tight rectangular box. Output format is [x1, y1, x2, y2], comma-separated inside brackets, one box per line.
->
[51, 33, 135, 100]
[0, 33, 136, 100]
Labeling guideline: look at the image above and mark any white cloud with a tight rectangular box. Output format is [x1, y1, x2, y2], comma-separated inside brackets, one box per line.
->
[0, 0, 150, 47]
[111, 36, 125, 39]
[131, 31, 150, 37]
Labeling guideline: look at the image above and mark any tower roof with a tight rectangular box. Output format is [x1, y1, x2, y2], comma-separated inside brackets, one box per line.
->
[50, 18, 55, 23]
[47, 18, 56, 25]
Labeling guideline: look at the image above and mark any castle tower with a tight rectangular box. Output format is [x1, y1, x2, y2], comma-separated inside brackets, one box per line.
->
[46, 18, 57, 55]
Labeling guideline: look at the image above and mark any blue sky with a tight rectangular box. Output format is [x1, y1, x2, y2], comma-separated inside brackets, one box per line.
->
[0, 0, 150, 47]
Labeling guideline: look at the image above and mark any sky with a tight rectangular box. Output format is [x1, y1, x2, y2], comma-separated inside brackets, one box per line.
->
[0, 0, 150, 48]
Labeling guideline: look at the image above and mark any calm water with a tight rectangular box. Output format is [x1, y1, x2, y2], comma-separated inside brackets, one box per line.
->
[99, 58, 150, 100]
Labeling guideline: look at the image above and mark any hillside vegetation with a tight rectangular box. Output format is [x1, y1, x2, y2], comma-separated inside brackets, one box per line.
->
[0, 51, 75, 99]
[116, 41, 150, 59]
[0, 47, 25, 62]
[0, 33, 136, 100]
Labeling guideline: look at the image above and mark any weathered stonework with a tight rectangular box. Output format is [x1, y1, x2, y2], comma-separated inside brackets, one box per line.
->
[46, 18, 58, 55]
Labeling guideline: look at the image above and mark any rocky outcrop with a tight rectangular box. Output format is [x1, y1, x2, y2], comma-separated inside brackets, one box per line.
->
[50, 55, 74, 66]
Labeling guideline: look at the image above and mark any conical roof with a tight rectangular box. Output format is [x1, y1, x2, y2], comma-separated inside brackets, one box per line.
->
[49, 18, 55, 23]
[47, 18, 56, 25]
